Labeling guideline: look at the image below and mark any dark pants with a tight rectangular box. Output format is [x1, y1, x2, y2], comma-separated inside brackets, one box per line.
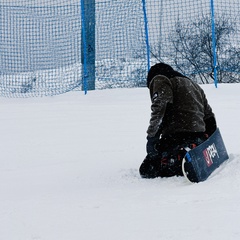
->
[139, 132, 208, 178]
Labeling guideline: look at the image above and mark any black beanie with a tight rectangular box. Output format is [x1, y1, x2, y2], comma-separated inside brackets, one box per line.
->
[146, 63, 185, 88]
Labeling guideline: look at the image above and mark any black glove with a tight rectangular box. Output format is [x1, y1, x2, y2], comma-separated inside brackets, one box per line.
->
[146, 136, 159, 157]
[204, 116, 217, 136]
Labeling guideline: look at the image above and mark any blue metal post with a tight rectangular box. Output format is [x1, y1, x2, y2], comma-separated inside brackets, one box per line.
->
[210, 0, 218, 88]
[142, 0, 150, 71]
[81, 0, 95, 93]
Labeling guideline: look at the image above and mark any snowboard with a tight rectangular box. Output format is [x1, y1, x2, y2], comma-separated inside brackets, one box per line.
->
[182, 128, 229, 183]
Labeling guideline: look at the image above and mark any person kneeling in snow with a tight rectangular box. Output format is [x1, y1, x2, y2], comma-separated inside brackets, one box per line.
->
[139, 63, 217, 178]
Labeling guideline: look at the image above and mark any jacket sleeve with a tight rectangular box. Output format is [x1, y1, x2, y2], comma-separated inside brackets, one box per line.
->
[147, 76, 173, 138]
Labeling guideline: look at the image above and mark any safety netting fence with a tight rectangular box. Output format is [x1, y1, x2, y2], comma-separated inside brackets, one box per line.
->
[0, 0, 239, 97]
[147, 0, 240, 86]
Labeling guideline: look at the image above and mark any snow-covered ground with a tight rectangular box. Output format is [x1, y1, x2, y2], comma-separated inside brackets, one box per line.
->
[0, 83, 239, 240]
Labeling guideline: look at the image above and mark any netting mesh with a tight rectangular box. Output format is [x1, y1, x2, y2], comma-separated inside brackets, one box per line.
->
[147, 0, 240, 85]
[0, 0, 239, 97]
[94, 0, 147, 90]
[0, 1, 82, 97]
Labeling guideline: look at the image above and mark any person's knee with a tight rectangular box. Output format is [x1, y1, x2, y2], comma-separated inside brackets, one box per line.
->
[139, 154, 184, 178]
[139, 155, 161, 178]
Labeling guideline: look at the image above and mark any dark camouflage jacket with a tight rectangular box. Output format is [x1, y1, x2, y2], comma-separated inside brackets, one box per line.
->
[147, 75, 215, 138]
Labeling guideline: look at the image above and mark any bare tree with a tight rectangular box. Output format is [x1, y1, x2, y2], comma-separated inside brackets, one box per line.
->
[168, 15, 240, 83]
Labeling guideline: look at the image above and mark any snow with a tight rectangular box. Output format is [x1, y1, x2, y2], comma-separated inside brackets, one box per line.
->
[0, 83, 240, 240]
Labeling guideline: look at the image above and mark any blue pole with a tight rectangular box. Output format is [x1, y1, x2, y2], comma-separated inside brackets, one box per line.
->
[81, 0, 96, 94]
[210, 0, 218, 88]
[142, 0, 150, 71]
[81, 0, 88, 94]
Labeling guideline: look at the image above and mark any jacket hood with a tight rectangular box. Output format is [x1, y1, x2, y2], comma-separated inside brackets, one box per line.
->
[147, 63, 186, 88]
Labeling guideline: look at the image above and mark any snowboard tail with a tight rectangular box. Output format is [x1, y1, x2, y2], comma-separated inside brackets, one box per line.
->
[182, 128, 229, 183]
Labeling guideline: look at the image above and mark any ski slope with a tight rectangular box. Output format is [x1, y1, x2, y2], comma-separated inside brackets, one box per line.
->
[0, 83, 240, 240]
